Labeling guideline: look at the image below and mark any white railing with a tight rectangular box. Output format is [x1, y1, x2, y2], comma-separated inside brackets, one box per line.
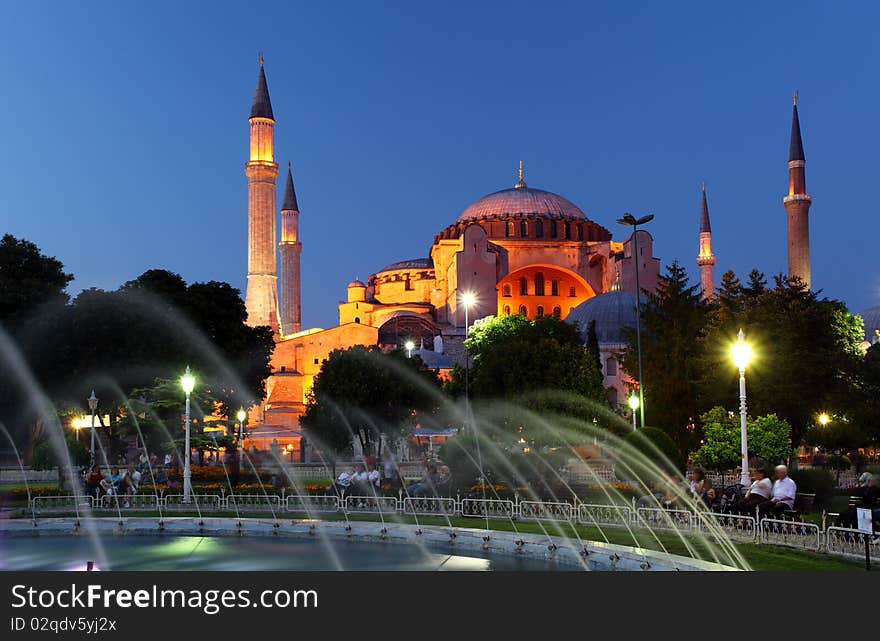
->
[164, 494, 222, 510]
[285, 495, 340, 514]
[21, 493, 874, 562]
[518, 500, 573, 522]
[759, 518, 821, 550]
[460, 498, 514, 519]
[344, 495, 399, 515]
[636, 507, 694, 531]
[402, 496, 457, 517]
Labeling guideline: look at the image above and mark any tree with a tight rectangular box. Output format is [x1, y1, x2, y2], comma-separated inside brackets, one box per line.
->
[621, 260, 707, 453]
[0, 234, 72, 326]
[463, 314, 607, 440]
[622, 426, 685, 474]
[691, 406, 792, 471]
[300, 345, 442, 467]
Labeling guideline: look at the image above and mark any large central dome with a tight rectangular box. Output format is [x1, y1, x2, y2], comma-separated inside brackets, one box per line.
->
[458, 186, 588, 223]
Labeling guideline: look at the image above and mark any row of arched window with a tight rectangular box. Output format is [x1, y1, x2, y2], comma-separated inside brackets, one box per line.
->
[502, 304, 567, 319]
[502, 274, 577, 297]
[504, 219, 585, 240]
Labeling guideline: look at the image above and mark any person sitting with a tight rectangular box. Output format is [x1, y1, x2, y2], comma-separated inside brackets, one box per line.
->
[759, 465, 797, 518]
[348, 463, 370, 494]
[839, 473, 879, 529]
[330, 467, 354, 498]
[365, 456, 381, 492]
[737, 468, 772, 515]
[120, 463, 142, 507]
[153, 466, 169, 486]
[690, 471, 717, 507]
[85, 465, 104, 499]
[407, 462, 441, 497]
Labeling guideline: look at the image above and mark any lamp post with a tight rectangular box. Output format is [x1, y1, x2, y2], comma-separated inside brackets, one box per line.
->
[87, 390, 98, 468]
[180, 366, 196, 503]
[405, 340, 415, 358]
[616, 213, 653, 429]
[731, 329, 753, 488]
[461, 291, 476, 427]
[628, 392, 639, 431]
[236, 407, 246, 456]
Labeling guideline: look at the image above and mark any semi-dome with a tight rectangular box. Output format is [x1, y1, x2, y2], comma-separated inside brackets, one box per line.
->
[458, 186, 588, 223]
[566, 291, 641, 345]
[860, 305, 880, 343]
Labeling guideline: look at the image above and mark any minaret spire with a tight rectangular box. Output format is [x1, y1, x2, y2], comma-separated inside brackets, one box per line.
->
[279, 162, 303, 335]
[696, 181, 716, 300]
[244, 57, 280, 334]
[784, 91, 812, 288]
[515, 160, 527, 189]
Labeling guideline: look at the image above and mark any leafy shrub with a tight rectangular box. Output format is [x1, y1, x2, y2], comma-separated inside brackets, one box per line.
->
[31, 438, 88, 471]
[789, 468, 834, 508]
[623, 427, 685, 474]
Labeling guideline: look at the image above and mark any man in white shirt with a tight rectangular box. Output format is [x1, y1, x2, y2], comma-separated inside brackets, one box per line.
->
[763, 465, 797, 518]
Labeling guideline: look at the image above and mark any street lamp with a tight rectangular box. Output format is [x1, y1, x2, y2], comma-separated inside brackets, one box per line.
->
[460, 291, 476, 427]
[818, 413, 830, 426]
[628, 391, 639, 431]
[731, 329, 753, 487]
[180, 366, 196, 503]
[616, 212, 654, 429]
[404, 340, 415, 358]
[87, 390, 98, 468]
[236, 407, 247, 456]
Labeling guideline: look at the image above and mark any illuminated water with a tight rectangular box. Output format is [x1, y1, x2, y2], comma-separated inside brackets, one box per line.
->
[0, 535, 578, 571]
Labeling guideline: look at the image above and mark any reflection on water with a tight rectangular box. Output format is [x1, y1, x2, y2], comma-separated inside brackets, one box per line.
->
[0, 535, 577, 572]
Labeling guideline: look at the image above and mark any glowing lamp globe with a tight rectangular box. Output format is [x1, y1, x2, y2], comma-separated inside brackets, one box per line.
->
[818, 413, 830, 426]
[236, 408, 246, 424]
[180, 366, 196, 395]
[628, 393, 640, 411]
[731, 329, 752, 370]
[461, 291, 476, 308]
[404, 340, 415, 351]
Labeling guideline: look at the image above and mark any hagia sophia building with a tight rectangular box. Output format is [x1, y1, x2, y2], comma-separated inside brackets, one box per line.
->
[238, 59, 856, 457]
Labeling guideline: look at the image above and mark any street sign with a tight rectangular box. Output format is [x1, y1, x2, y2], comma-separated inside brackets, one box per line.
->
[856, 507, 873, 534]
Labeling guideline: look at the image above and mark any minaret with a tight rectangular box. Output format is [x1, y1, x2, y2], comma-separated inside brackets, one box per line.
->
[696, 181, 716, 300]
[279, 162, 302, 336]
[783, 90, 812, 289]
[244, 55, 280, 333]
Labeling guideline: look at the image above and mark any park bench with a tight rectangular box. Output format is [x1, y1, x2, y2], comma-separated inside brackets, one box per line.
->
[782, 492, 815, 521]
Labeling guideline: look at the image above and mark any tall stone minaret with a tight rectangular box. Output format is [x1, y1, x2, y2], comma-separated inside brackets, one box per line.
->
[244, 56, 280, 333]
[279, 162, 302, 336]
[696, 181, 716, 300]
[783, 91, 812, 289]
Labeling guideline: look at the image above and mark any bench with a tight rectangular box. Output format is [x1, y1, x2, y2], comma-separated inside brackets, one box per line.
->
[826, 496, 863, 523]
[781, 492, 816, 521]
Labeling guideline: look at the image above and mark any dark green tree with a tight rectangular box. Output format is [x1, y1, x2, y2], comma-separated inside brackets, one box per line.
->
[0, 234, 72, 326]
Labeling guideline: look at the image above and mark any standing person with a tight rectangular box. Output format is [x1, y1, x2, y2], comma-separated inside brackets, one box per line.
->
[737, 468, 772, 515]
[85, 465, 104, 500]
[761, 465, 797, 518]
[839, 473, 879, 528]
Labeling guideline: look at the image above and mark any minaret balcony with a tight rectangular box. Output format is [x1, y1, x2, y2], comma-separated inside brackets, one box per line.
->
[783, 194, 812, 204]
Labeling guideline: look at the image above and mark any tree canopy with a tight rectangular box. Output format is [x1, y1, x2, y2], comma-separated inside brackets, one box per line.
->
[690, 406, 792, 471]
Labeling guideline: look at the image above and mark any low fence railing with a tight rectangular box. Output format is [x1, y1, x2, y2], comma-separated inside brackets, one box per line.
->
[23, 494, 877, 561]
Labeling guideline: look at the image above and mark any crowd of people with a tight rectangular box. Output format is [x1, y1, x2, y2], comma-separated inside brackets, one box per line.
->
[79, 450, 178, 508]
[328, 456, 451, 500]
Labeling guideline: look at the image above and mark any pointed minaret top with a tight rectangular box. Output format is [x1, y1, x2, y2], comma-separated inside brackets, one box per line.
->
[250, 57, 274, 120]
[514, 160, 527, 189]
[789, 91, 805, 162]
[700, 181, 711, 233]
[282, 162, 299, 211]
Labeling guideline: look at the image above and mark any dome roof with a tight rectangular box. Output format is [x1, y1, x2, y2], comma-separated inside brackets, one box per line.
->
[377, 258, 434, 273]
[348, 279, 366, 288]
[458, 186, 588, 223]
[860, 305, 880, 343]
[566, 291, 641, 345]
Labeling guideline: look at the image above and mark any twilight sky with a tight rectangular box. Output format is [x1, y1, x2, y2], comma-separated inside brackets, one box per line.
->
[1, 1, 877, 328]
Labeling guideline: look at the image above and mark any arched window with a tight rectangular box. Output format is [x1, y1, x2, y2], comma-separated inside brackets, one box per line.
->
[520, 220, 528, 237]
[569, 286, 576, 297]
[564, 222, 571, 240]
[535, 220, 544, 238]
[552, 306, 561, 318]
[605, 357, 618, 377]
[518, 304, 528, 317]
[502, 284, 512, 297]
[520, 277, 528, 296]
[535, 273, 545, 296]
[550, 220, 558, 238]
[506, 220, 514, 238]
[536, 305, 545, 317]
[503, 305, 511, 316]
[354, 317, 361, 324]
[551, 279, 559, 296]
[577, 224, 584, 241]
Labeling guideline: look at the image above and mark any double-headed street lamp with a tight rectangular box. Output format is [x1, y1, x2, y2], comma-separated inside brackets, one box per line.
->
[180, 366, 196, 503]
[87, 390, 98, 468]
[731, 329, 753, 488]
[616, 212, 654, 429]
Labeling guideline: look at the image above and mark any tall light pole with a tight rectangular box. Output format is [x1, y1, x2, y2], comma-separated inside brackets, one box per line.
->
[628, 392, 639, 431]
[87, 390, 98, 468]
[731, 329, 753, 488]
[236, 407, 246, 457]
[461, 291, 476, 428]
[180, 366, 196, 503]
[616, 213, 653, 429]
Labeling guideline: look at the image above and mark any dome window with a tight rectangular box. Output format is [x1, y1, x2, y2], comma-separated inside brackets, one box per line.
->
[535, 220, 544, 238]
[520, 220, 528, 237]
[550, 220, 558, 238]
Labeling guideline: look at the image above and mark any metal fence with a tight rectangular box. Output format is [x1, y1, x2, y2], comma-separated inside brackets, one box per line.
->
[23, 494, 876, 562]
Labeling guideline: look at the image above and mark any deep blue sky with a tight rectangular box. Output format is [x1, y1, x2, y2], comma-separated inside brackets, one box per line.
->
[1, 1, 877, 327]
